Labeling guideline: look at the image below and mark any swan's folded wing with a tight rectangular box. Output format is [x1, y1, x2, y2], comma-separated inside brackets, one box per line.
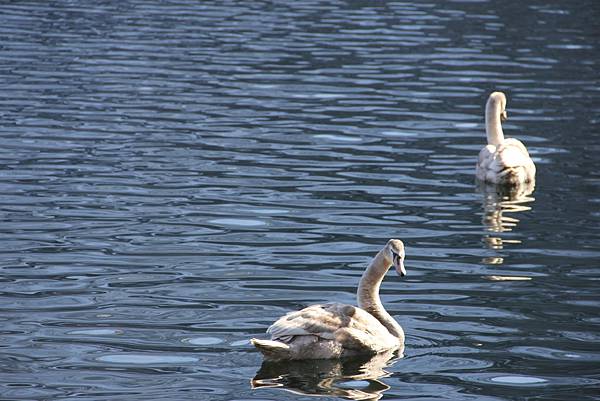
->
[477, 145, 497, 179]
[267, 304, 344, 341]
[478, 145, 496, 166]
[266, 303, 391, 348]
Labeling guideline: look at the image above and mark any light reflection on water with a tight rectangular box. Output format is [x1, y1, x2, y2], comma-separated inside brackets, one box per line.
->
[479, 180, 536, 255]
[0, 0, 599, 400]
[252, 350, 399, 401]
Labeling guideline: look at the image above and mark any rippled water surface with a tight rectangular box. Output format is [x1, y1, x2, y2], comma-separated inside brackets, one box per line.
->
[1, 1, 599, 400]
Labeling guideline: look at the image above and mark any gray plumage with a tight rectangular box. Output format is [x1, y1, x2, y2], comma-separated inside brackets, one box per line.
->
[251, 239, 406, 360]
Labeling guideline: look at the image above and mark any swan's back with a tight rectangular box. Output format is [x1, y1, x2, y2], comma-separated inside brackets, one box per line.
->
[477, 138, 536, 185]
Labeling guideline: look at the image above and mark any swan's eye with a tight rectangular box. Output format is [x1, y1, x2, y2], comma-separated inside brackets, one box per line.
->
[391, 250, 403, 257]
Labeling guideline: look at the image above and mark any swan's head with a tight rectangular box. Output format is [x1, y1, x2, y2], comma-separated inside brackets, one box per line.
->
[487, 91, 508, 122]
[386, 239, 406, 277]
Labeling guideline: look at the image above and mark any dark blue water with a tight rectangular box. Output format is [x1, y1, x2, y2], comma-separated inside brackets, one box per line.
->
[1, 1, 599, 400]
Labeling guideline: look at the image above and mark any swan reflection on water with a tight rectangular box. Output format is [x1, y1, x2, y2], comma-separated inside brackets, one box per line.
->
[478, 180, 535, 264]
[251, 348, 402, 401]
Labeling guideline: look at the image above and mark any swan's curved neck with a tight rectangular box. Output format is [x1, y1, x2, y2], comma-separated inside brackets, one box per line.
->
[357, 249, 404, 340]
[486, 102, 504, 146]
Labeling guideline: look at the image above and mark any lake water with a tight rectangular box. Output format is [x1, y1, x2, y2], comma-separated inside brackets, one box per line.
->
[1, 1, 599, 400]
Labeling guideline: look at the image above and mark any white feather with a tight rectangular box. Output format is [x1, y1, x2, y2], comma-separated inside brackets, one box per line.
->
[476, 92, 536, 185]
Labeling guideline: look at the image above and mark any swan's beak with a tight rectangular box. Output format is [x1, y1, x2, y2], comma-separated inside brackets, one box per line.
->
[500, 110, 508, 122]
[393, 255, 406, 277]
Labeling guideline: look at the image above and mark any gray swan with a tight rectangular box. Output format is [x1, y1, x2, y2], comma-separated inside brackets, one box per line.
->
[251, 239, 406, 360]
[476, 91, 536, 185]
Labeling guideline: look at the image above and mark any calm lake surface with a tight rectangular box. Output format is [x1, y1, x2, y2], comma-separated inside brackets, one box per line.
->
[1, 1, 599, 400]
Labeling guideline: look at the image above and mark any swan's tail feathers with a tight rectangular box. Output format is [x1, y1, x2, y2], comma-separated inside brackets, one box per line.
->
[251, 338, 291, 360]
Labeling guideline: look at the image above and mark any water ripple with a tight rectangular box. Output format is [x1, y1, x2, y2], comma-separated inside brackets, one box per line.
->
[0, 0, 598, 400]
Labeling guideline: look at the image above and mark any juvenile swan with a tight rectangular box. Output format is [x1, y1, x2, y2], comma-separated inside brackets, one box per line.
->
[251, 239, 406, 360]
[476, 92, 536, 185]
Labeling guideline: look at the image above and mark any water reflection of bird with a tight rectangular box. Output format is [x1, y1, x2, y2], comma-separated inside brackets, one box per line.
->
[476, 91, 536, 185]
[479, 180, 535, 255]
[251, 240, 406, 360]
[251, 349, 401, 401]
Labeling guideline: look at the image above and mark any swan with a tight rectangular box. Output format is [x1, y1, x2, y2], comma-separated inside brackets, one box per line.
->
[476, 91, 536, 185]
[251, 239, 406, 360]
